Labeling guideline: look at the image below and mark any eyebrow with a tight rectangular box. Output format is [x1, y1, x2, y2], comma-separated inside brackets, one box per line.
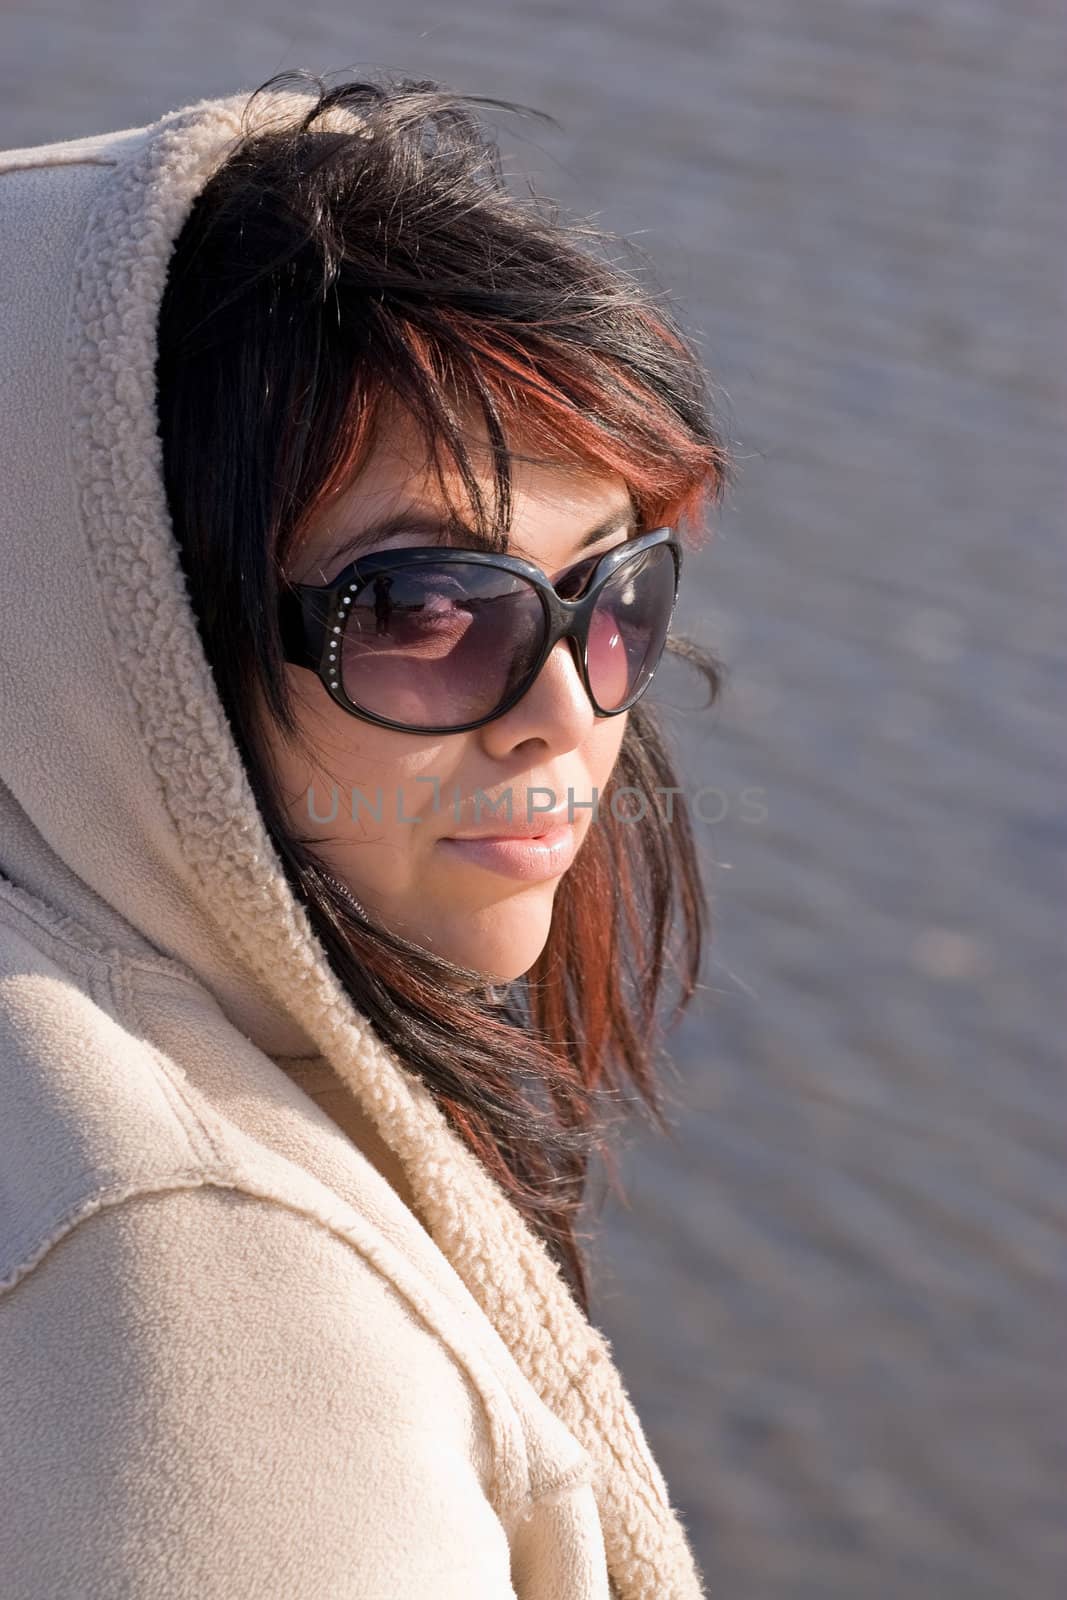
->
[315, 502, 638, 577]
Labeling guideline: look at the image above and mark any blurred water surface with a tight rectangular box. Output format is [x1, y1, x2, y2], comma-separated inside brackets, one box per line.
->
[2, 3, 1064, 1595]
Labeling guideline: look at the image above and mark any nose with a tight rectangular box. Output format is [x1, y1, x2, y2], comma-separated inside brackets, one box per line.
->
[477, 635, 596, 760]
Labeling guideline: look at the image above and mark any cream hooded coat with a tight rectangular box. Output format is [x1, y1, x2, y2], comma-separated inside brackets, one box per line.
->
[0, 85, 707, 1599]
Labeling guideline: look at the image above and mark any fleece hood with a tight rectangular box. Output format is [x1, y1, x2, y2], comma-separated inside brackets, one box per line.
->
[0, 86, 705, 1599]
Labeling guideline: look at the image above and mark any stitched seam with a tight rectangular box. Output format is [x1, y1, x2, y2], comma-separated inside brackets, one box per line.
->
[0, 870, 200, 992]
[0, 888, 221, 1173]
[0, 878, 533, 1519]
[104, 958, 222, 1169]
[0, 1165, 232, 1294]
[118, 958, 536, 1516]
[0, 1171, 532, 1518]
[0, 871, 117, 974]
[0, 155, 120, 178]
[508, 1457, 597, 1527]
[0, 885, 219, 1173]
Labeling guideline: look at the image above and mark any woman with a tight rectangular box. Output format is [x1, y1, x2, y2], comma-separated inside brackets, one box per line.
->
[0, 69, 730, 1599]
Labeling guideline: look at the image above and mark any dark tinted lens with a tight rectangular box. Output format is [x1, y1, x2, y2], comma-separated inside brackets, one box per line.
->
[586, 543, 677, 712]
[340, 560, 546, 729]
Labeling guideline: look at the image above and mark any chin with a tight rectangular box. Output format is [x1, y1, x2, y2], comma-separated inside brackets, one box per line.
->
[435, 888, 556, 983]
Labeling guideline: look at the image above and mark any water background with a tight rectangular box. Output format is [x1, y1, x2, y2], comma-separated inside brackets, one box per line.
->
[3, 4, 1063, 1594]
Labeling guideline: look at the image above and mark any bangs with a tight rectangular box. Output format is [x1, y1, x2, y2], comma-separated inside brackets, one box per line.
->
[290, 303, 730, 565]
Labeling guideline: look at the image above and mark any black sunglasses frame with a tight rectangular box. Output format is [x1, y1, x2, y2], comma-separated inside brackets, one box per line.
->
[277, 524, 682, 735]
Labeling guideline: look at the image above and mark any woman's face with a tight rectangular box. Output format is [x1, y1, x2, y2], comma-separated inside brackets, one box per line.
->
[258, 408, 632, 982]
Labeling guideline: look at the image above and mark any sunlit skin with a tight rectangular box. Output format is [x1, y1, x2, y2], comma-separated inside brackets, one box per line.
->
[255, 406, 633, 982]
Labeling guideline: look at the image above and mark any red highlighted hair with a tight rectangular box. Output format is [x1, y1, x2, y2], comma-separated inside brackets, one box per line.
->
[157, 69, 734, 1315]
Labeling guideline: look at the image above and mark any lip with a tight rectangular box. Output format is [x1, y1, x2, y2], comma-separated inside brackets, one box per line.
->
[438, 820, 579, 882]
[446, 807, 573, 842]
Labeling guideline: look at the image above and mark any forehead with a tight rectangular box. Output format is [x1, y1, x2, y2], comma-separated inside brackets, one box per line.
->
[309, 398, 633, 561]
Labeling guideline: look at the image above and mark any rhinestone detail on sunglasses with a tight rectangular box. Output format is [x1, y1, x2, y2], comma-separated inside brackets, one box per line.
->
[277, 526, 681, 736]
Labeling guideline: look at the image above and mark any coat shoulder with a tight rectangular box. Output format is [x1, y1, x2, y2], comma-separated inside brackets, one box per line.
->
[0, 1182, 520, 1598]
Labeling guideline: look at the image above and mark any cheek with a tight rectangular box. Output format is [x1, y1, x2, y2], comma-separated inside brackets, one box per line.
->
[265, 671, 477, 859]
[584, 711, 629, 796]
[266, 670, 390, 797]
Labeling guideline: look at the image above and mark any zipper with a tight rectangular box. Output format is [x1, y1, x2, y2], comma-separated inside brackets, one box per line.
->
[321, 871, 368, 919]
[319, 871, 511, 1008]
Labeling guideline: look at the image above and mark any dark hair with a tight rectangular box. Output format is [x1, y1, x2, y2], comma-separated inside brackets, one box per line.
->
[155, 68, 733, 1316]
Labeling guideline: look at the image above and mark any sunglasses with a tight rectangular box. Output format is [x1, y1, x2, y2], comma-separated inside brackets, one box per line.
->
[277, 525, 681, 735]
